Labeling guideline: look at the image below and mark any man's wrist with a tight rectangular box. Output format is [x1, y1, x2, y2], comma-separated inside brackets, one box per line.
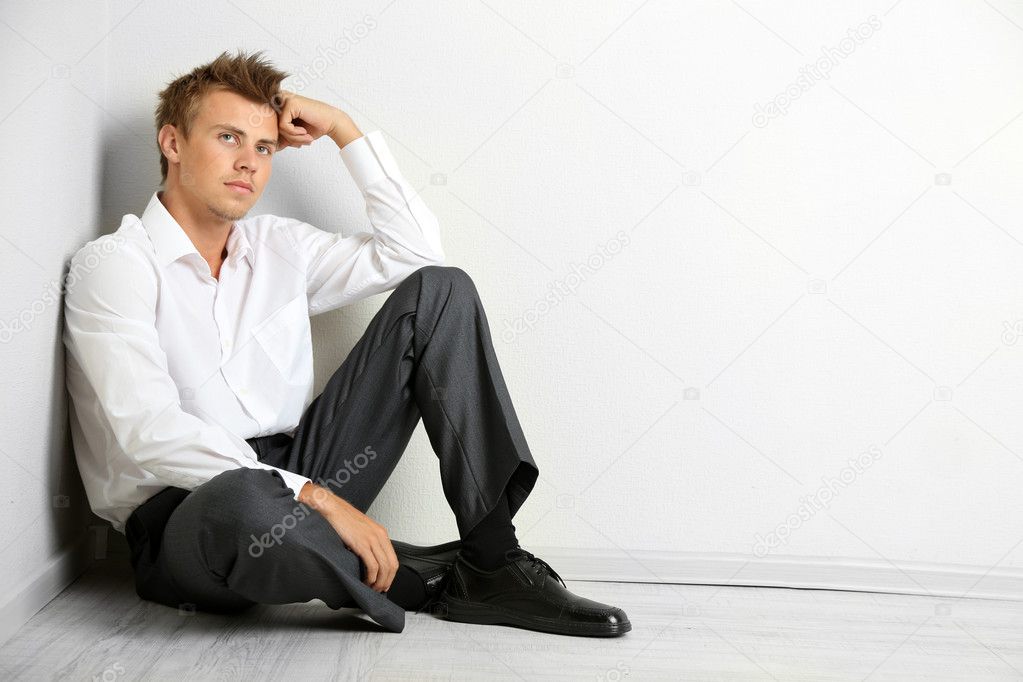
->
[299, 481, 337, 514]
[328, 113, 363, 150]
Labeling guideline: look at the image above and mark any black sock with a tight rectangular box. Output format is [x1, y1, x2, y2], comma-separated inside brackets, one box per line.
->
[460, 489, 520, 571]
[385, 564, 428, 610]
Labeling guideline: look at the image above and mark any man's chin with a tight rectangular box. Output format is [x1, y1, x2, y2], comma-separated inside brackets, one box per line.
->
[207, 201, 249, 222]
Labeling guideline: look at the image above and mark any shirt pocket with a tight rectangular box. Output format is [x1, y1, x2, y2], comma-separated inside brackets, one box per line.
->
[251, 294, 312, 382]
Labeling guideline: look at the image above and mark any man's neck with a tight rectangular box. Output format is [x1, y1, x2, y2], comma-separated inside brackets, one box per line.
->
[158, 188, 230, 277]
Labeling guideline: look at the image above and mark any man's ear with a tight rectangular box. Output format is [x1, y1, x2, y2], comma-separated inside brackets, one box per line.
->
[158, 124, 181, 165]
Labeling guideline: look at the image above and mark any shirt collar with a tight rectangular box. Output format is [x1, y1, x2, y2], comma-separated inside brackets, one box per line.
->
[141, 191, 255, 270]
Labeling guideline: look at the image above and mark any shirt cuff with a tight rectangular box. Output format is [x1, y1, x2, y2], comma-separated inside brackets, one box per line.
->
[339, 129, 395, 190]
[271, 467, 312, 501]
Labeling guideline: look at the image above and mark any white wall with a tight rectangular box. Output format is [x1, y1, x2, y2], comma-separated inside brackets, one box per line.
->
[0, 0, 121, 645]
[2, 0, 1022, 628]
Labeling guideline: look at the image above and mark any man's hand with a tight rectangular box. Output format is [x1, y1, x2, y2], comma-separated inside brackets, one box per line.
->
[298, 481, 398, 592]
[274, 90, 363, 151]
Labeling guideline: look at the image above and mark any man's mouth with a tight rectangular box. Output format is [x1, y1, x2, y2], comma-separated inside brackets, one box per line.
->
[225, 180, 253, 194]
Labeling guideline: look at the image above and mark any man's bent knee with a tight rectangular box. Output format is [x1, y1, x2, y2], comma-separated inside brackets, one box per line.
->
[415, 264, 477, 298]
[186, 468, 289, 532]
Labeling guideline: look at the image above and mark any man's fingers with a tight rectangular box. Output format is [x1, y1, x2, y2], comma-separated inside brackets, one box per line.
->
[363, 542, 381, 590]
[373, 539, 394, 591]
[280, 125, 312, 141]
[278, 129, 312, 149]
[361, 545, 379, 588]
[365, 534, 394, 592]
[383, 540, 399, 591]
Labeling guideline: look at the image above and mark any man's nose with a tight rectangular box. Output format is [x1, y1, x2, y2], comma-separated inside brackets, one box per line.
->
[236, 147, 261, 171]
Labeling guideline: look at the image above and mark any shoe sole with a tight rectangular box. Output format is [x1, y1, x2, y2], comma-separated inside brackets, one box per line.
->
[433, 594, 632, 638]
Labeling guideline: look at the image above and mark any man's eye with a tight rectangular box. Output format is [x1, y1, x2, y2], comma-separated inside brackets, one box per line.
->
[222, 133, 270, 155]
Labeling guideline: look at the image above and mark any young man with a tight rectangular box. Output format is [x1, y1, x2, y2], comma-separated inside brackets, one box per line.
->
[63, 50, 630, 637]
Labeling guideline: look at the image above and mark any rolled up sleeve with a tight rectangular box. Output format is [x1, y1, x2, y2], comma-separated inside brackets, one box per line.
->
[300, 130, 446, 316]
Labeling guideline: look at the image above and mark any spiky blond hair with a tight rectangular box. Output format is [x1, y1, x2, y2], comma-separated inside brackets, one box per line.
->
[155, 49, 288, 183]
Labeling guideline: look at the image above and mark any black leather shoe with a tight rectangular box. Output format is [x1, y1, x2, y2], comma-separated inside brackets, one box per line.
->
[429, 547, 631, 637]
[392, 540, 462, 611]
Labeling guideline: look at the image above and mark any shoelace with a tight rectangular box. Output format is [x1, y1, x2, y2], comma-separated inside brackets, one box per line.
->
[510, 548, 566, 588]
[417, 547, 568, 615]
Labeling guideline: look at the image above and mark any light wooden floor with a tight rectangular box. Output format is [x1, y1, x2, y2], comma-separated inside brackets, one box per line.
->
[0, 559, 1020, 681]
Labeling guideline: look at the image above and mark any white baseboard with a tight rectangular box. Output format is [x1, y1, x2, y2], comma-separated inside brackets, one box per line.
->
[0, 533, 95, 648]
[2, 539, 1018, 649]
[534, 546, 1023, 602]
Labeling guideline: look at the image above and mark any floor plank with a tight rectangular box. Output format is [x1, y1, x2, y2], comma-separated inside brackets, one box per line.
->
[0, 559, 1020, 680]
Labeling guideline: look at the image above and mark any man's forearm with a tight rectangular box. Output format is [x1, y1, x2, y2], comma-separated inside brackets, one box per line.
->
[298, 480, 341, 518]
[329, 113, 364, 150]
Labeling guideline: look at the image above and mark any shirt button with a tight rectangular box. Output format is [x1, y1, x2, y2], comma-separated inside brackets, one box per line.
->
[223, 339, 232, 350]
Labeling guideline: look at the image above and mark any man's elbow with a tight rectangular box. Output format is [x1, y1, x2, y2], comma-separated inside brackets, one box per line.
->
[425, 248, 446, 267]
[410, 241, 445, 268]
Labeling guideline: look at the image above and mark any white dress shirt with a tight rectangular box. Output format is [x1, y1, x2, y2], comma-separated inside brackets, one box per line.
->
[63, 130, 445, 534]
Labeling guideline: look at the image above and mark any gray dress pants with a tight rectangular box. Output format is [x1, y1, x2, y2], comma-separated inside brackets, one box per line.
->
[123, 265, 540, 633]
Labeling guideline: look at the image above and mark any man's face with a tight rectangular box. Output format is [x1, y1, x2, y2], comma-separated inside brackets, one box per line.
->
[169, 88, 280, 222]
